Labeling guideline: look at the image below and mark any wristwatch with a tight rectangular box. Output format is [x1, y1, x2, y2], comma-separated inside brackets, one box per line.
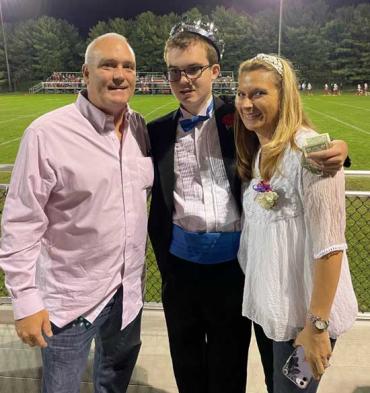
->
[307, 312, 329, 331]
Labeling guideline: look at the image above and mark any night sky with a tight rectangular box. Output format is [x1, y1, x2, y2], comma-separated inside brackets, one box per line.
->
[2, 0, 370, 36]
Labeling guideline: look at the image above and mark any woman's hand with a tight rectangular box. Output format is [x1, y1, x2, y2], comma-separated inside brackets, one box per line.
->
[294, 324, 332, 380]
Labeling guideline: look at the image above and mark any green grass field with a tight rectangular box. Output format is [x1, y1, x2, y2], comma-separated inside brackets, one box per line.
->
[1, 93, 370, 164]
[1, 92, 369, 185]
[0, 92, 370, 308]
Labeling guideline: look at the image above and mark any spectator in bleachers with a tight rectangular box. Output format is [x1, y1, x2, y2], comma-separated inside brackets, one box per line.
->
[43, 72, 84, 93]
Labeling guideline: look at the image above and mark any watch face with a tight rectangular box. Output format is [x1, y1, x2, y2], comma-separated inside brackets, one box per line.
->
[315, 320, 328, 330]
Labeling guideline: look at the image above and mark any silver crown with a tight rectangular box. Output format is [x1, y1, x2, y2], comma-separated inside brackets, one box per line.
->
[251, 53, 284, 76]
[169, 19, 225, 61]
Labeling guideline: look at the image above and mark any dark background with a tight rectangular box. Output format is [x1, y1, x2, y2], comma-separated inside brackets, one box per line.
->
[3, 0, 370, 35]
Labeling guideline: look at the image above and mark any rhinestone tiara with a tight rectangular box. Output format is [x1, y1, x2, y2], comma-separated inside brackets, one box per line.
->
[251, 53, 283, 76]
[169, 19, 225, 61]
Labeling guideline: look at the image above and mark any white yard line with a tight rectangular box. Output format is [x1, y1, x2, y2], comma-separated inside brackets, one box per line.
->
[143, 101, 176, 119]
[43, 98, 73, 102]
[0, 101, 175, 147]
[0, 112, 45, 124]
[305, 106, 370, 136]
[0, 137, 21, 146]
[328, 102, 370, 113]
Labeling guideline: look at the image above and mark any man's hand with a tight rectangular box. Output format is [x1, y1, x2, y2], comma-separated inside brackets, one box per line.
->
[307, 140, 348, 176]
[15, 309, 53, 348]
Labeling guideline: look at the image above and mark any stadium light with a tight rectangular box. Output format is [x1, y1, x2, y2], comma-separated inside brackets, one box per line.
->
[278, 0, 283, 56]
[0, 0, 12, 91]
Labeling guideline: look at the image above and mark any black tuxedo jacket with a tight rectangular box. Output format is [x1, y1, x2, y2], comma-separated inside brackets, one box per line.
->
[147, 97, 242, 276]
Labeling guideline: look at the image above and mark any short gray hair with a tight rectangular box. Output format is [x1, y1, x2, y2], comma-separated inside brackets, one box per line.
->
[84, 33, 132, 65]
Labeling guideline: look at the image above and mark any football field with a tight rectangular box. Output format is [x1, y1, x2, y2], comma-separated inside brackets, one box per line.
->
[0, 92, 370, 172]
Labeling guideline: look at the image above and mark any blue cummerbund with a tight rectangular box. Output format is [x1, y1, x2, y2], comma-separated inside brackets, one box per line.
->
[169, 224, 241, 264]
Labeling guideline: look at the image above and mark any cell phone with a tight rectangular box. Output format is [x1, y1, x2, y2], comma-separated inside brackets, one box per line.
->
[282, 346, 313, 389]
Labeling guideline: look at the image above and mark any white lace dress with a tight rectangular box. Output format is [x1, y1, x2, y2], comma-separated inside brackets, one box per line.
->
[238, 129, 358, 341]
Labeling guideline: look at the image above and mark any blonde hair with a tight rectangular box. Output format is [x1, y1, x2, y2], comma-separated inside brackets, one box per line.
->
[235, 55, 313, 181]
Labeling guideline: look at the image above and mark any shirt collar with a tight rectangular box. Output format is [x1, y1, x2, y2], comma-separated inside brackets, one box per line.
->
[180, 95, 214, 120]
[76, 90, 132, 134]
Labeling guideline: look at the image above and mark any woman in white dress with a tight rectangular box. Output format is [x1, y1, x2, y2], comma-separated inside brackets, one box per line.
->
[234, 54, 358, 393]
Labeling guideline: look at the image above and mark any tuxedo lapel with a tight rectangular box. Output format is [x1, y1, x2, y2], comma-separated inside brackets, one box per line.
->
[214, 97, 242, 211]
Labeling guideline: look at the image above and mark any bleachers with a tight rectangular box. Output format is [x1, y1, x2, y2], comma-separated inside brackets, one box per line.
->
[136, 71, 236, 95]
[29, 72, 85, 93]
[29, 71, 237, 95]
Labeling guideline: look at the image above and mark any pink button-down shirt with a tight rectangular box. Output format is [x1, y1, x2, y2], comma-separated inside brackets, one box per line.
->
[0, 92, 153, 329]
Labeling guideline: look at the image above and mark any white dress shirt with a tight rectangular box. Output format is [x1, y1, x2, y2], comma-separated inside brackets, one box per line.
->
[173, 97, 240, 233]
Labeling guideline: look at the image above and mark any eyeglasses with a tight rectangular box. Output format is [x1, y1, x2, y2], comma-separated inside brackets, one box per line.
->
[166, 65, 212, 82]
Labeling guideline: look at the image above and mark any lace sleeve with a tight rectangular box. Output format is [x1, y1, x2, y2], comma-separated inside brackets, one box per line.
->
[302, 168, 347, 259]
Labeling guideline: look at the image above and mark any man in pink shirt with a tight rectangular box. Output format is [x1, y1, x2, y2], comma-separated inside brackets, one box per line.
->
[0, 33, 153, 393]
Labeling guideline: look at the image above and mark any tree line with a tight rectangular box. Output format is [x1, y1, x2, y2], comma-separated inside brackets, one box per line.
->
[1, 0, 370, 90]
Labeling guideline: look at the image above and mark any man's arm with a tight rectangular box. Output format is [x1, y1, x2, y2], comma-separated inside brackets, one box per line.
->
[307, 140, 349, 175]
[0, 127, 56, 347]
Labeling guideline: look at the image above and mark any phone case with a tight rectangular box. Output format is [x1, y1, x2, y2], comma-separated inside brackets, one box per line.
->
[282, 346, 313, 389]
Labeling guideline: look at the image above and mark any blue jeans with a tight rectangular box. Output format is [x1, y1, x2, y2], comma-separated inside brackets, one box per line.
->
[273, 339, 336, 393]
[41, 287, 142, 393]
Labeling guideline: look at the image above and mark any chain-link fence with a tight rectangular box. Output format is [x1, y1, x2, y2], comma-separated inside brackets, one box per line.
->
[0, 187, 5, 215]
[345, 192, 370, 312]
[0, 185, 8, 297]
[145, 240, 162, 304]
[1, 178, 370, 312]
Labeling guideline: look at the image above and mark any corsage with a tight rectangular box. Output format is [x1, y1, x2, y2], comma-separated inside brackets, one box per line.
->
[253, 180, 279, 209]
